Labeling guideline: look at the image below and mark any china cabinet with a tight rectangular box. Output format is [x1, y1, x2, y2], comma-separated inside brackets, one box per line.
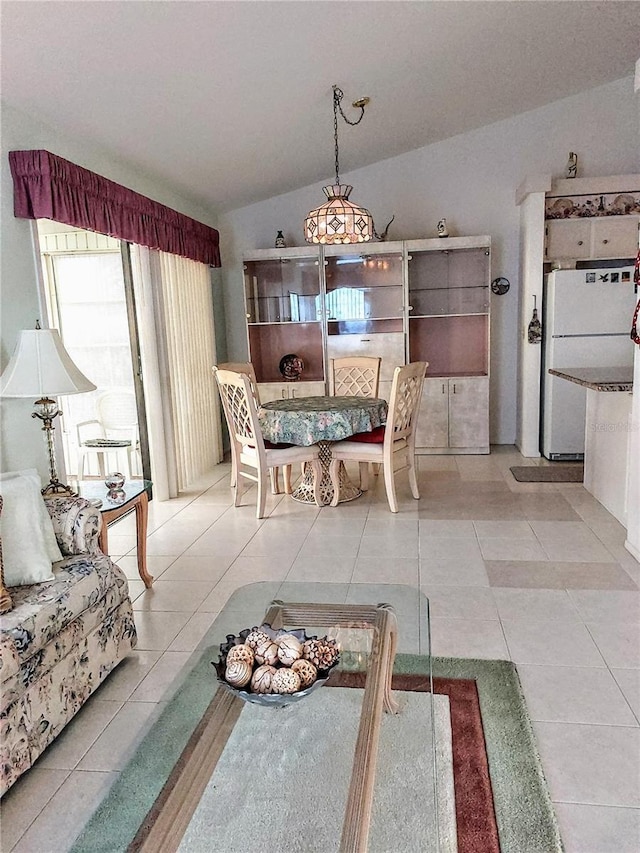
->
[406, 237, 491, 453]
[242, 236, 492, 453]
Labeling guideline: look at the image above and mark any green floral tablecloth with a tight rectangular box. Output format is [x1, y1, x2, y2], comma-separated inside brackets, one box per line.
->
[259, 395, 388, 446]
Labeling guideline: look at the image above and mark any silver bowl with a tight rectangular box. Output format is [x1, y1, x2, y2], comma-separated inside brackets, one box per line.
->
[212, 624, 339, 709]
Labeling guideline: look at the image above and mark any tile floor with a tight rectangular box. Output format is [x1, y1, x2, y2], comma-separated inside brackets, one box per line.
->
[1, 446, 639, 852]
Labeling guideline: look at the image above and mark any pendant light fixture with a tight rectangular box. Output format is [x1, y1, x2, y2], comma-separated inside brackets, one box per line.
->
[304, 85, 373, 245]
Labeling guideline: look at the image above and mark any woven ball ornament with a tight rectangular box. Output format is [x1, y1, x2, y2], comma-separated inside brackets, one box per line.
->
[271, 668, 301, 695]
[251, 664, 277, 694]
[291, 658, 317, 688]
[226, 643, 254, 666]
[246, 629, 271, 651]
[255, 639, 279, 667]
[276, 634, 303, 666]
[225, 660, 252, 688]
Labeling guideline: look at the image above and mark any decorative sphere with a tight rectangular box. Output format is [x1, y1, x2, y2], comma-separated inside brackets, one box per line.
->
[255, 640, 279, 667]
[291, 658, 317, 689]
[251, 664, 277, 694]
[271, 668, 301, 695]
[225, 660, 252, 688]
[276, 634, 303, 666]
[226, 644, 254, 666]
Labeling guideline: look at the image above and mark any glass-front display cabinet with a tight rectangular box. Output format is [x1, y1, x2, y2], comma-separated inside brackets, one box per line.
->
[323, 242, 405, 402]
[243, 249, 325, 400]
[406, 237, 491, 453]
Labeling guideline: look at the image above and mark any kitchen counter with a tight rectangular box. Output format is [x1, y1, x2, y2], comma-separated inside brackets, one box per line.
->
[550, 367, 633, 525]
[548, 367, 633, 392]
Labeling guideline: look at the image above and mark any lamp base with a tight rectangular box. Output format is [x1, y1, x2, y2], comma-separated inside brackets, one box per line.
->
[41, 478, 77, 498]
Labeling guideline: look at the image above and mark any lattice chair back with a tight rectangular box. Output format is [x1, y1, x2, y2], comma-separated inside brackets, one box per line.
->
[214, 369, 264, 457]
[385, 362, 427, 448]
[329, 357, 382, 398]
[216, 362, 260, 405]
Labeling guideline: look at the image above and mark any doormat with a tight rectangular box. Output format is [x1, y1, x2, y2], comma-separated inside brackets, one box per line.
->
[510, 465, 583, 483]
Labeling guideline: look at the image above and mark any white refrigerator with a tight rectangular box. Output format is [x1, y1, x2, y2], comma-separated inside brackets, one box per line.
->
[541, 266, 636, 460]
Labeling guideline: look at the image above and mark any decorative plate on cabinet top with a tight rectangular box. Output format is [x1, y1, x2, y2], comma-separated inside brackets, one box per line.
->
[279, 353, 304, 381]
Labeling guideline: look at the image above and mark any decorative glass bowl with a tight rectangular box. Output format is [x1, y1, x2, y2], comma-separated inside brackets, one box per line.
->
[212, 623, 340, 709]
[105, 472, 126, 490]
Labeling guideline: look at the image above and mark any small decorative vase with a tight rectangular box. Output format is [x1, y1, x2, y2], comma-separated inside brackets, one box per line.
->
[105, 472, 125, 490]
[275, 230, 286, 249]
[437, 218, 449, 238]
[106, 488, 127, 505]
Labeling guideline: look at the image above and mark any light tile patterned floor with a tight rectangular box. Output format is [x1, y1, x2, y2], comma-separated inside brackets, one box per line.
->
[1, 446, 639, 853]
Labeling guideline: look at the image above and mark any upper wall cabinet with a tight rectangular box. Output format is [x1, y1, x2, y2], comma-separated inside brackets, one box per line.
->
[545, 215, 639, 261]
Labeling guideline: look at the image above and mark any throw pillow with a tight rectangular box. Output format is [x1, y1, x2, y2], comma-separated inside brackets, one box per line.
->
[0, 469, 62, 563]
[0, 473, 56, 587]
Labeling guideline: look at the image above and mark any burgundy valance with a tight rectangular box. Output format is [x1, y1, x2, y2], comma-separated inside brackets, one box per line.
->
[9, 149, 221, 267]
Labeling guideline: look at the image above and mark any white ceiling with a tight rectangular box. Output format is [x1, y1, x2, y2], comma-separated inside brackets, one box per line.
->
[2, 1, 639, 215]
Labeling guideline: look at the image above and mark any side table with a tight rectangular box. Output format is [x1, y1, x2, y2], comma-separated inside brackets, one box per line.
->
[78, 479, 153, 588]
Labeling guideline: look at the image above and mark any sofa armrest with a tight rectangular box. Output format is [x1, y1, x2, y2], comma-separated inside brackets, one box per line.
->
[45, 496, 102, 557]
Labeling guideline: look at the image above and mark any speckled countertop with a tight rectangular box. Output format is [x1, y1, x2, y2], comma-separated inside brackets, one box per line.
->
[548, 367, 633, 392]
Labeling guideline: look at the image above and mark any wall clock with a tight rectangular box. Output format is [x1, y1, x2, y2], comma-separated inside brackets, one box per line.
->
[491, 277, 510, 295]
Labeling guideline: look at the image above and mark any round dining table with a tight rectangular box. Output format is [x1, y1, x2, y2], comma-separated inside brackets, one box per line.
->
[258, 395, 388, 505]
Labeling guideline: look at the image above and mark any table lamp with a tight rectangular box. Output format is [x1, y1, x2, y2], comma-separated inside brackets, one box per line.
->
[0, 325, 97, 495]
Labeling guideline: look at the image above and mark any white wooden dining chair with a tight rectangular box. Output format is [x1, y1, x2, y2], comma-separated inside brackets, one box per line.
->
[215, 362, 289, 494]
[329, 356, 383, 481]
[329, 356, 382, 398]
[213, 368, 322, 518]
[328, 361, 427, 513]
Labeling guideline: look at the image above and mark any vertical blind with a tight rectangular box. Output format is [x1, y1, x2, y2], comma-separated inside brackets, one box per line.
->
[155, 251, 223, 490]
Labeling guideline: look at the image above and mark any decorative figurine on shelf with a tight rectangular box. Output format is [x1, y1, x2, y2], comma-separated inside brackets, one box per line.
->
[279, 353, 304, 381]
[275, 230, 286, 249]
[565, 152, 578, 179]
[528, 295, 542, 344]
[437, 218, 449, 238]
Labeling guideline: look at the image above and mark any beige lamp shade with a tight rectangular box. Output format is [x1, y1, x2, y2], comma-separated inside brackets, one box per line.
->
[304, 184, 373, 245]
[0, 328, 97, 398]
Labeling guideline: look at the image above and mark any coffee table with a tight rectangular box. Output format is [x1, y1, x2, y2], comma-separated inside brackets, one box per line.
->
[128, 585, 437, 853]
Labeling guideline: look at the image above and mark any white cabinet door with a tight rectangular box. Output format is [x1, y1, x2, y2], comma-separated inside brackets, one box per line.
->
[415, 378, 449, 449]
[545, 219, 591, 260]
[288, 381, 325, 398]
[590, 216, 639, 259]
[257, 382, 290, 403]
[448, 377, 489, 450]
[258, 381, 326, 402]
[546, 216, 639, 261]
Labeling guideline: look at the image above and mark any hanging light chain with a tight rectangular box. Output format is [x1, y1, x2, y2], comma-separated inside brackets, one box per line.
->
[332, 85, 367, 186]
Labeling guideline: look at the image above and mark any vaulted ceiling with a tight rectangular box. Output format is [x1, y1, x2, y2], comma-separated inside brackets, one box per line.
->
[2, 1, 639, 213]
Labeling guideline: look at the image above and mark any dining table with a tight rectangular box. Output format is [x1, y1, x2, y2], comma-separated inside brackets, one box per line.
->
[258, 394, 388, 505]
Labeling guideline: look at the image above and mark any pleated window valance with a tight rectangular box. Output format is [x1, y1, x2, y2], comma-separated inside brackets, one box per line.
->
[8, 149, 221, 267]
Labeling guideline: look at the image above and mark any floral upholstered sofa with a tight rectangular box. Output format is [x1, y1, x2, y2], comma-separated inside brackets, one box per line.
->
[0, 495, 137, 796]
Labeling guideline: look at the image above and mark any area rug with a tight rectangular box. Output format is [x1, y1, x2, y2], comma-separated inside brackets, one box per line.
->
[71, 655, 562, 853]
[510, 464, 583, 483]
